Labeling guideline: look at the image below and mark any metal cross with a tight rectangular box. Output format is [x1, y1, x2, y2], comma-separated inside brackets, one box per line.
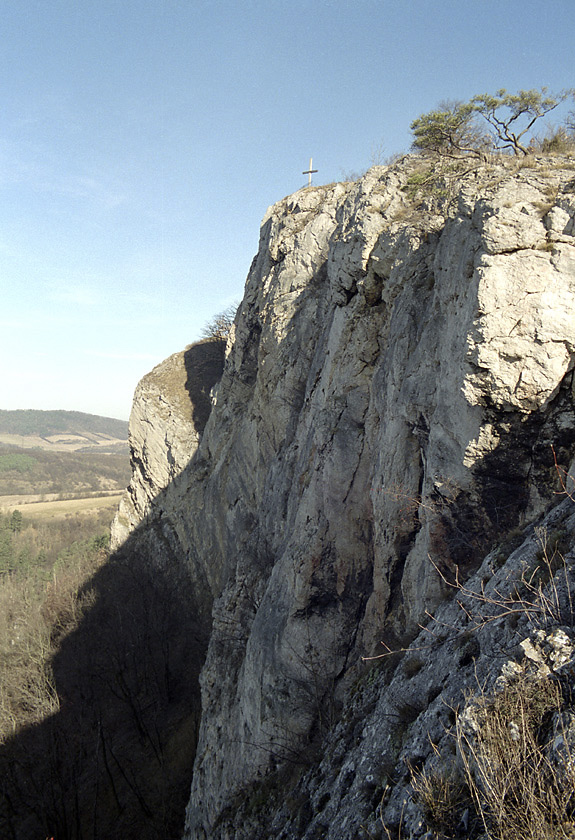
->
[302, 157, 318, 186]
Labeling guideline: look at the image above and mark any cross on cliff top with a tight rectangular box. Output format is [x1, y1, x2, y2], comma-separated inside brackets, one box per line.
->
[302, 157, 318, 186]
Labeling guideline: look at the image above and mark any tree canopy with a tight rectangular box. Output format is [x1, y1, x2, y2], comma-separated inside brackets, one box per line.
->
[472, 88, 573, 155]
[410, 101, 487, 157]
[411, 87, 574, 157]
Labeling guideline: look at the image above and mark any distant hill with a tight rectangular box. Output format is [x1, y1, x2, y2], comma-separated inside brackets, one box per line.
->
[0, 410, 128, 452]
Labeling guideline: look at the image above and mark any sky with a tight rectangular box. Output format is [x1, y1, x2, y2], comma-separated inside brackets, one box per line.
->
[0, 0, 573, 420]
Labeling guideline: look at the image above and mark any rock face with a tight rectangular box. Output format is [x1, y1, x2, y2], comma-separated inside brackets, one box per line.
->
[111, 154, 575, 839]
[211, 494, 575, 840]
[112, 338, 225, 545]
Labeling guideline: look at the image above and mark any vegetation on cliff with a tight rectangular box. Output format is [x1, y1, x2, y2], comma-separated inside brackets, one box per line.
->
[410, 86, 574, 157]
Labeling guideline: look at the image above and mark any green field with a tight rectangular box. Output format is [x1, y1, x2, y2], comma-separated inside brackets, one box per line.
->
[0, 445, 130, 497]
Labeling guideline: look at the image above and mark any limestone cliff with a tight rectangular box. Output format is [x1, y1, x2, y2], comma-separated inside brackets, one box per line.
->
[111, 153, 575, 839]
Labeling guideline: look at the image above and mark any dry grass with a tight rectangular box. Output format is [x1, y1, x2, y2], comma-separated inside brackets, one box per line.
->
[0, 492, 123, 518]
[457, 671, 575, 840]
[410, 763, 472, 835]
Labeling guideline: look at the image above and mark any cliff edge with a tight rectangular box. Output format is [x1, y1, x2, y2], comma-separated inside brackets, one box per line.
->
[112, 153, 575, 839]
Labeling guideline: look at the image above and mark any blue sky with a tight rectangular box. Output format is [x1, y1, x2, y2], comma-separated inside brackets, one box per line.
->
[0, 0, 573, 420]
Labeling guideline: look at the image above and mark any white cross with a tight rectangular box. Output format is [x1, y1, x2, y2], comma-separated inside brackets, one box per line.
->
[302, 157, 318, 186]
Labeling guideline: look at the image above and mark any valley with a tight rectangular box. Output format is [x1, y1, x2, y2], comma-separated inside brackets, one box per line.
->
[0, 411, 130, 500]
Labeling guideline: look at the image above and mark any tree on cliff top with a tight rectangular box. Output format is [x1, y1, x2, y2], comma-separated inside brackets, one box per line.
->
[412, 87, 574, 157]
[472, 87, 573, 155]
[410, 100, 487, 157]
[200, 303, 238, 342]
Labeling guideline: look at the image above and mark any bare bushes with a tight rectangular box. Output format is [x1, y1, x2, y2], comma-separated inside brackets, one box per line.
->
[0, 524, 205, 839]
[0, 535, 105, 741]
[429, 525, 575, 633]
[0, 574, 58, 737]
[200, 303, 238, 342]
[410, 763, 472, 837]
[457, 669, 575, 840]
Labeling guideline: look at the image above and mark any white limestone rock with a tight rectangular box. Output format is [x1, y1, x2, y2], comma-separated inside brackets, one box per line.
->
[111, 339, 225, 549]
[110, 154, 575, 839]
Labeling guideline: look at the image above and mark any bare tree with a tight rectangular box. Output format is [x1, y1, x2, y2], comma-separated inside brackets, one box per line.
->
[411, 87, 574, 159]
[200, 303, 238, 342]
[471, 87, 574, 155]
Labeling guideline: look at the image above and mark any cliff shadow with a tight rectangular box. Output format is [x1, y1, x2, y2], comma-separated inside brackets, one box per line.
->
[183, 338, 227, 433]
[0, 509, 209, 840]
[0, 337, 232, 839]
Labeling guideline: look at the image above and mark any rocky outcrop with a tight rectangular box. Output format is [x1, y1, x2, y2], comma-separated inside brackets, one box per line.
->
[111, 154, 575, 839]
[112, 338, 225, 547]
